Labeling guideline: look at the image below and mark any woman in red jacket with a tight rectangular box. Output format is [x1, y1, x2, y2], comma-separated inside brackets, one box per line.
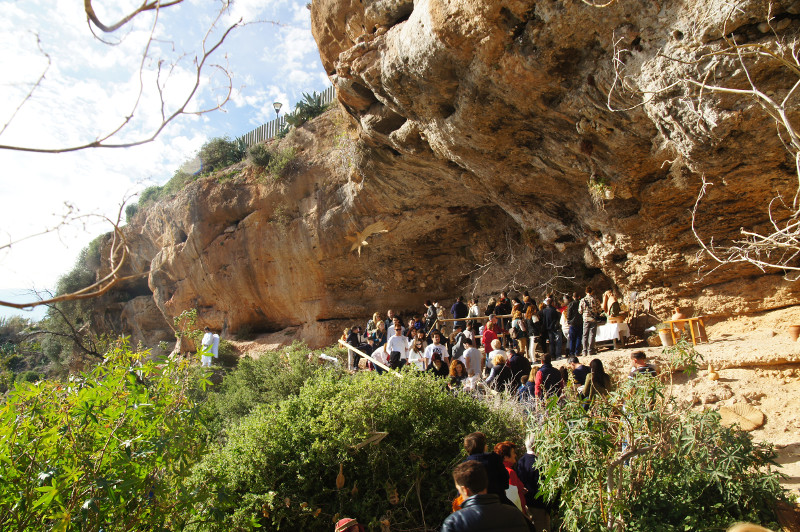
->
[493, 441, 527, 516]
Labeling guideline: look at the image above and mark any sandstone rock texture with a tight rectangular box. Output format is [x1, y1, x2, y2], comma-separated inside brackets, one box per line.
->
[100, 0, 800, 348]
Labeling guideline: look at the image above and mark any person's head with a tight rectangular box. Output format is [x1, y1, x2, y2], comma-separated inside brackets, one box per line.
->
[424, 299, 432, 307]
[463, 337, 473, 347]
[493, 440, 518, 462]
[492, 353, 506, 366]
[408, 317, 415, 326]
[452, 460, 488, 499]
[377, 321, 386, 331]
[473, 297, 479, 305]
[453, 324, 463, 333]
[413, 337, 424, 351]
[416, 331, 425, 340]
[204, 326, 210, 332]
[463, 432, 487, 455]
[334, 518, 366, 532]
[432, 332, 442, 344]
[542, 353, 552, 366]
[450, 360, 465, 377]
[590, 358, 606, 376]
[500, 291, 507, 299]
[573, 291, 580, 300]
[631, 351, 647, 366]
[524, 433, 535, 454]
[393, 324, 402, 336]
[490, 339, 501, 351]
[353, 325, 361, 333]
[586, 285, 594, 295]
[372, 312, 381, 324]
[387, 309, 395, 319]
[393, 317, 401, 326]
[489, 313, 497, 324]
[486, 321, 496, 332]
[520, 375, 528, 384]
[568, 356, 580, 368]
[457, 295, 463, 303]
[431, 350, 443, 364]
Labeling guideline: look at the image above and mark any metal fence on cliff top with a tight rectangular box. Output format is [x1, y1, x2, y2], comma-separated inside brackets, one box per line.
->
[238, 86, 337, 147]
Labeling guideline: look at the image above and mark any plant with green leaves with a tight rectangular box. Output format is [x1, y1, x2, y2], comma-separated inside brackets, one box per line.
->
[189, 369, 523, 531]
[530, 345, 787, 531]
[588, 174, 612, 205]
[266, 147, 296, 179]
[198, 136, 245, 173]
[246, 142, 273, 167]
[0, 339, 212, 531]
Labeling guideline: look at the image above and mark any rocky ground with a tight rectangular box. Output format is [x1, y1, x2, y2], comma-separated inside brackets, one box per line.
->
[551, 306, 800, 499]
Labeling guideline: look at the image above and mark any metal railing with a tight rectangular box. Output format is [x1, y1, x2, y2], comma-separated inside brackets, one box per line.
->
[238, 86, 337, 147]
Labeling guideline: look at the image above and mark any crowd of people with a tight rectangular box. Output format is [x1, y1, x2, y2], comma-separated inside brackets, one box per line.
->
[340, 286, 628, 399]
[332, 289, 673, 531]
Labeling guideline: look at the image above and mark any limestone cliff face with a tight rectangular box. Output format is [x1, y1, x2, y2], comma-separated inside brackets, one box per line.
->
[101, 0, 800, 348]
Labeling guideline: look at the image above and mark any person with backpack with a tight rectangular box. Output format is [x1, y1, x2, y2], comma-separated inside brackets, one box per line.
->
[510, 308, 528, 355]
[578, 286, 602, 357]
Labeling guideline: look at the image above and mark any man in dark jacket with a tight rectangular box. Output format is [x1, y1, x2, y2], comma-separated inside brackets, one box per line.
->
[507, 349, 532, 389]
[540, 299, 562, 359]
[463, 432, 511, 505]
[451, 296, 469, 330]
[566, 291, 583, 355]
[534, 354, 564, 399]
[441, 460, 532, 532]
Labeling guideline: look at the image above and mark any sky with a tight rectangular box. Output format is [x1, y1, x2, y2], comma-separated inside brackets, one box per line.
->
[0, 0, 330, 319]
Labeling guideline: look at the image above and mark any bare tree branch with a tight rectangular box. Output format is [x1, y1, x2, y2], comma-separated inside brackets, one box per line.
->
[84, 0, 184, 34]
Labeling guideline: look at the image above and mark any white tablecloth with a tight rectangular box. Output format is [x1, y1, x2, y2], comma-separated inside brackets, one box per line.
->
[596, 322, 630, 343]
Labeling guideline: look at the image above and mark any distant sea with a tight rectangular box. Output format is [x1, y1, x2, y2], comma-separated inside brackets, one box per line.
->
[0, 289, 49, 322]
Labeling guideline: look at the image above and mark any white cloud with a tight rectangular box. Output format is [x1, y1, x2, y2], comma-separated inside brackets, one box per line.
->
[0, 0, 327, 291]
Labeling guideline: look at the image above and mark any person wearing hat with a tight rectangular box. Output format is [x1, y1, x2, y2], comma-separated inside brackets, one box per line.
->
[334, 517, 365, 532]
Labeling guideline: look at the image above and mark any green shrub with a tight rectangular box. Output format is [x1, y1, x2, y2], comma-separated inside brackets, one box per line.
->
[266, 147, 296, 179]
[203, 341, 337, 431]
[0, 340, 212, 530]
[124, 203, 138, 223]
[247, 143, 273, 167]
[531, 346, 787, 531]
[190, 370, 523, 531]
[138, 184, 163, 207]
[198, 136, 245, 173]
[296, 91, 327, 121]
[14, 370, 40, 383]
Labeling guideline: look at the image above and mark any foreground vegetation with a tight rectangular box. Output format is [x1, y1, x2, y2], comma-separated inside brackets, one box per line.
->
[0, 333, 791, 531]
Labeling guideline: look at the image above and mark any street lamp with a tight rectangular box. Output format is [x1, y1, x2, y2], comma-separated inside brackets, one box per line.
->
[273, 101, 282, 119]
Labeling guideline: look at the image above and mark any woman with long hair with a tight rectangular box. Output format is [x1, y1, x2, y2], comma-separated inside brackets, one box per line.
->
[370, 320, 387, 347]
[581, 358, 613, 400]
[366, 312, 381, 336]
[448, 359, 467, 390]
[408, 336, 427, 370]
[511, 309, 528, 356]
[493, 441, 527, 515]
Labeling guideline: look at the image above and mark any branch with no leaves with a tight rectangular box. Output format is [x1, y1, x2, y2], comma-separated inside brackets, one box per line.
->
[0, 201, 147, 310]
[0, 3, 262, 154]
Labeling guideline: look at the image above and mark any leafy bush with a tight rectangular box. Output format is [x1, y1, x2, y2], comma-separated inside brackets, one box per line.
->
[190, 370, 523, 531]
[198, 136, 245, 173]
[124, 203, 138, 223]
[247, 143, 273, 167]
[203, 341, 339, 431]
[0, 340, 212, 531]
[296, 91, 327, 120]
[266, 147, 296, 179]
[531, 347, 787, 531]
[14, 370, 40, 383]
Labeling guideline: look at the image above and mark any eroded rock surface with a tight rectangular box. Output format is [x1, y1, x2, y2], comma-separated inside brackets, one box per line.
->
[97, 0, 800, 348]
